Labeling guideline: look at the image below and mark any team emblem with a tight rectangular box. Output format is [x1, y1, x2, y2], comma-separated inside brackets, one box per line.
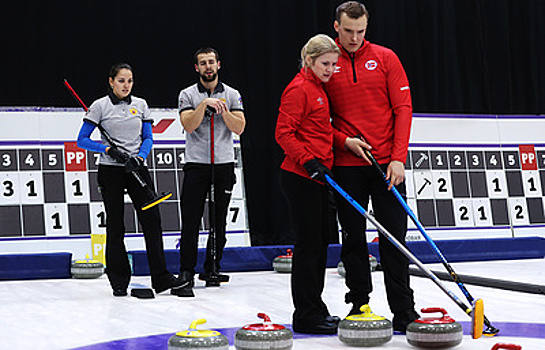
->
[365, 60, 378, 71]
[129, 108, 138, 115]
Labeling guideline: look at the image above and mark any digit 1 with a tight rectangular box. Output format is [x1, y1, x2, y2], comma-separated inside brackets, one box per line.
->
[72, 179, 83, 196]
[492, 178, 501, 192]
[97, 211, 106, 227]
[477, 206, 487, 221]
[51, 212, 63, 229]
[26, 180, 38, 197]
[527, 177, 537, 192]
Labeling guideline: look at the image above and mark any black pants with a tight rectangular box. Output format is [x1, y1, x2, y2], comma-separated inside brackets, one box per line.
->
[179, 163, 235, 275]
[280, 170, 331, 324]
[98, 165, 170, 291]
[333, 165, 415, 314]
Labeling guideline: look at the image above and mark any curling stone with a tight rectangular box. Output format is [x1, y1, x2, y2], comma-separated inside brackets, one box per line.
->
[338, 304, 393, 347]
[71, 255, 104, 279]
[337, 255, 378, 277]
[235, 313, 293, 350]
[168, 319, 229, 350]
[406, 307, 463, 348]
[491, 344, 522, 350]
[272, 249, 293, 273]
[369, 255, 378, 271]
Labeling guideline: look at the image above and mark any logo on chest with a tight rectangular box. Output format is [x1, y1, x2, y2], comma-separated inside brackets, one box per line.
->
[317, 97, 324, 106]
[365, 60, 378, 71]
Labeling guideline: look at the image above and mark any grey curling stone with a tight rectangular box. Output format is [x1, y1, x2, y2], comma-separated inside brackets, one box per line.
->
[337, 255, 378, 277]
[71, 255, 104, 279]
[235, 313, 293, 350]
[406, 307, 463, 348]
[272, 249, 293, 273]
[338, 304, 392, 347]
[168, 319, 229, 350]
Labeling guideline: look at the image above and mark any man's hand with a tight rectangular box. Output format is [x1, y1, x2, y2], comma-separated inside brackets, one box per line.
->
[345, 137, 372, 164]
[386, 160, 405, 190]
[204, 98, 228, 114]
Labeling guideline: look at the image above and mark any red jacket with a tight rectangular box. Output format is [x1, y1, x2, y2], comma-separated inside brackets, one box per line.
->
[276, 68, 334, 179]
[325, 39, 412, 166]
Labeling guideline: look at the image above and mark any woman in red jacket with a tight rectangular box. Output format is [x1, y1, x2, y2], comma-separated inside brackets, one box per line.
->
[275, 34, 340, 335]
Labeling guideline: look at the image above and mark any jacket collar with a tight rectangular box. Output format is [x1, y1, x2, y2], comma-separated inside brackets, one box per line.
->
[336, 37, 369, 59]
[108, 90, 132, 105]
[197, 79, 225, 94]
[301, 67, 323, 86]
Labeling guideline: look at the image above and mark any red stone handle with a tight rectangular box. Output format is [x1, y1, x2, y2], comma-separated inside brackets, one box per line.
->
[491, 344, 522, 350]
[257, 313, 271, 323]
[421, 307, 448, 316]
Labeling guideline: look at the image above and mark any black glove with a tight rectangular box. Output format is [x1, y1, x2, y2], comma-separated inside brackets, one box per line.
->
[124, 156, 144, 173]
[107, 147, 130, 164]
[205, 105, 216, 119]
[303, 158, 333, 184]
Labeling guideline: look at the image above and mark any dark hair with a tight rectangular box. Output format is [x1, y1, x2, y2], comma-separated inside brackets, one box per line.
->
[194, 47, 220, 64]
[335, 1, 369, 22]
[109, 63, 133, 79]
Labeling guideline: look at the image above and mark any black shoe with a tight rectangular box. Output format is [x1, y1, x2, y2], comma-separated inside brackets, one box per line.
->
[325, 315, 341, 325]
[171, 271, 195, 297]
[171, 285, 195, 297]
[393, 309, 420, 333]
[199, 272, 230, 283]
[292, 320, 338, 335]
[113, 288, 127, 297]
[154, 274, 187, 294]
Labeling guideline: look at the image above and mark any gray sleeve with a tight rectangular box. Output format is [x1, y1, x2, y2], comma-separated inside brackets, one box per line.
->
[178, 89, 194, 113]
[229, 88, 244, 112]
[84, 99, 103, 125]
[141, 100, 153, 123]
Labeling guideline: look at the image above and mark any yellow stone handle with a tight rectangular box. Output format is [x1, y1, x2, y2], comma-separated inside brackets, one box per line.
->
[189, 319, 207, 330]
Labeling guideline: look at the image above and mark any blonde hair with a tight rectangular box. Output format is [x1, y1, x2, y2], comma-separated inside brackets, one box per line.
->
[301, 34, 340, 68]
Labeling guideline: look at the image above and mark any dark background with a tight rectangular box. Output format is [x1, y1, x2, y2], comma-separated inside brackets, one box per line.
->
[1, 0, 544, 245]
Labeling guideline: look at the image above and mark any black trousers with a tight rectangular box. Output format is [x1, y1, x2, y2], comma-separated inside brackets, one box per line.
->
[333, 165, 415, 314]
[280, 170, 331, 324]
[179, 163, 235, 275]
[98, 165, 170, 291]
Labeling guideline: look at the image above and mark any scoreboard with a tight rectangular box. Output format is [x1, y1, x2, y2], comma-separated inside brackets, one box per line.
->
[399, 114, 545, 242]
[0, 108, 249, 258]
[1, 109, 544, 257]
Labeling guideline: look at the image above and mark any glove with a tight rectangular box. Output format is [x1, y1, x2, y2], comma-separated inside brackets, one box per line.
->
[107, 147, 130, 164]
[303, 158, 333, 184]
[205, 106, 216, 119]
[124, 156, 144, 173]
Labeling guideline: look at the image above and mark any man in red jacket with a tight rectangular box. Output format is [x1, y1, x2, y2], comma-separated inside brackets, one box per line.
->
[325, 1, 419, 333]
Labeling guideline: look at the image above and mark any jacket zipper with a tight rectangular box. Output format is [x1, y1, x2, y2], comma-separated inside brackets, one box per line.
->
[348, 51, 357, 83]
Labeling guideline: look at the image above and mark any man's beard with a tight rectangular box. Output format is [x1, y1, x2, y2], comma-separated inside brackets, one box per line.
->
[200, 72, 217, 82]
